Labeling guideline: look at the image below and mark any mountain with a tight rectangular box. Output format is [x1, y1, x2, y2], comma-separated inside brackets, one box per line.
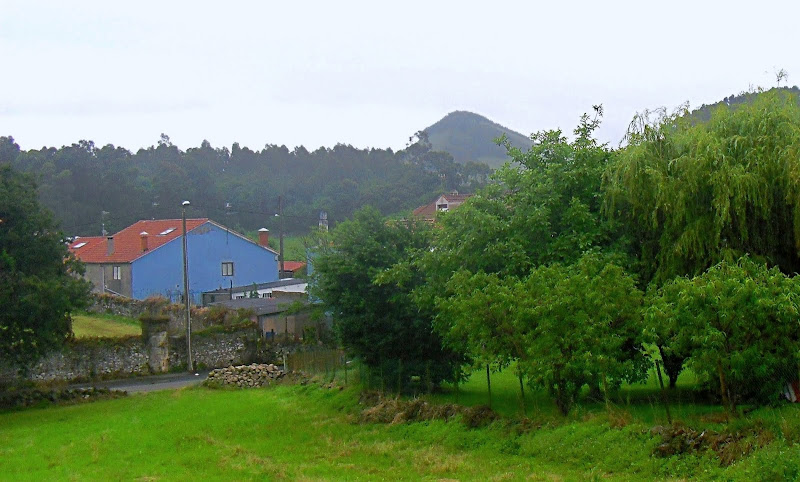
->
[691, 86, 800, 122]
[424, 111, 533, 169]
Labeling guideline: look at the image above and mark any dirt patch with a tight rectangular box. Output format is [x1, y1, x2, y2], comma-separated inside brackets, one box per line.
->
[652, 422, 775, 466]
[358, 391, 497, 428]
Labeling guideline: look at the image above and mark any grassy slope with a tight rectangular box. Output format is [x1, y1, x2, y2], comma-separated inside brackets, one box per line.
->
[2, 383, 799, 480]
[0, 386, 584, 480]
[71, 313, 141, 338]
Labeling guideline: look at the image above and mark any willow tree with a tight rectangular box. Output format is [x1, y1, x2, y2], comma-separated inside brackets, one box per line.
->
[606, 89, 800, 283]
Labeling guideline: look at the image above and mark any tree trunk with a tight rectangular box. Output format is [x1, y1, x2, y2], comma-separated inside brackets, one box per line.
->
[658, 345, 684, 389]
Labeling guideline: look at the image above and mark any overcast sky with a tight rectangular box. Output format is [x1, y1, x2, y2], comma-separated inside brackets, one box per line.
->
[2, 0, 798, 153]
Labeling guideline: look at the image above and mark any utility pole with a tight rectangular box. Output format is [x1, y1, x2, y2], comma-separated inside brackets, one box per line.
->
[278, 195, 285, 279]
[181, 200, 193, 373]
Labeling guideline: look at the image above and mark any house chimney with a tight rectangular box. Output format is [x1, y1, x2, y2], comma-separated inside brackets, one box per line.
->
[140, 231, 149, 252]
[258, 228, 270, 248]
[107, 236, 114, 256]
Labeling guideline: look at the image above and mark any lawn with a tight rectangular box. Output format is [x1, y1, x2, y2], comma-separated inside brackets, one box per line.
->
[2, 382, 799, 480]
[71, 312, 141, 338]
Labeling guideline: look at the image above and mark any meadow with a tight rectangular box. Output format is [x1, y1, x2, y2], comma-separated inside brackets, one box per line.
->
[2, 373, 800, 480]
[71, 312, 141, 339]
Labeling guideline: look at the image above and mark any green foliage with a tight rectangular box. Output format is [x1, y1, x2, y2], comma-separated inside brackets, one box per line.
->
[312, 206, 463, 390]
[606, 89, 800, 283]
[648, 257, 800, 411]
[415, 111, 642, 412]
[1, 133, 490, 237]
[425, 110, 533, 168]
[417, 108, 630, 289]
[518, 255, 646, 415]
[0, 165, 91, 368]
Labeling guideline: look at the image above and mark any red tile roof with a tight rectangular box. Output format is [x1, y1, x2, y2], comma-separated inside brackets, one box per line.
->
[69, 219, 208, 264]
[412, 192, 472, 219]
[282, 261, 306, 272]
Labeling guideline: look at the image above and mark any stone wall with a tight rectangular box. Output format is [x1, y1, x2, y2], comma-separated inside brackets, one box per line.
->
[88, 293, 252, 336]
[0, 337, 149, 383]
[169, 328, 262, 370]
[0, 325, 274, 383]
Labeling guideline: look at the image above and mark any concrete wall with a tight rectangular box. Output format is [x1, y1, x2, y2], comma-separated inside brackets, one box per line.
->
[131, 222, 279, 303]
[83, 263, 133, 297]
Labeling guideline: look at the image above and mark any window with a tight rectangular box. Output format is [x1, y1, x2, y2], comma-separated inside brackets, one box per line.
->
[436, 203, 448, 211]
[222, 262, 234, 276]
[113, 266, 121, 280]
[73, 242, 87, 249]
[261, 292, 273, 299]
[158, 228, 176, 236]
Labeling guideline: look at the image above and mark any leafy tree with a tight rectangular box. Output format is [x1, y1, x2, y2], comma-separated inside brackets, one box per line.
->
[517, 255, 645, 415]
[411, 111, 641, 402]
[642, 281, 690, 388]
[0, 165, 90, 369]
[311, 206, 463, 391]
[651, 257, 800, 413]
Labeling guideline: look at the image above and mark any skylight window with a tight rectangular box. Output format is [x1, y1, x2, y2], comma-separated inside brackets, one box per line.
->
[158, 228, 176, 236]
[73, 242, 87, 248]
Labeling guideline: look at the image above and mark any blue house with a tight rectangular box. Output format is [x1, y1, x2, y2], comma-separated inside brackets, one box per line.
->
[69, 218, 279, 304]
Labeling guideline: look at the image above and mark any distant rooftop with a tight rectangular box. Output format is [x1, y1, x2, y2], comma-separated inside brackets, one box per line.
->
[204, 278, 306, 295]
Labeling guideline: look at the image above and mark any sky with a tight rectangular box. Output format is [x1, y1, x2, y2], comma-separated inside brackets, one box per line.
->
[2, 0, 799, 153]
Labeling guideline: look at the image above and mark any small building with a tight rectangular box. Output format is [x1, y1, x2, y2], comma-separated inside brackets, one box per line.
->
[412, 191, 472, 221]
[201, 278, 308, 306]
[69, 219, 279, 304]
[280, 261, 307, 278]
[209, 297, 325, 341]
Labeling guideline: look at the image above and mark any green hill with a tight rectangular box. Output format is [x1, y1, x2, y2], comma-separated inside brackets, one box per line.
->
[691, 86, 800, 122]
[424, 111, 533, 169]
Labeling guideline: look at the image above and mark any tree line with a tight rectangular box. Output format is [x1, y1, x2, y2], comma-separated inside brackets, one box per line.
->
[0, 132, 491, 236]
[314, 90, 800, 416]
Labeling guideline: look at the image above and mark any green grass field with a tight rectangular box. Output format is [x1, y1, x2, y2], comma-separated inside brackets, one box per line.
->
[2, 381, 799, 480]
[426, 364, 720, 424]
[71, 312, 141, 338]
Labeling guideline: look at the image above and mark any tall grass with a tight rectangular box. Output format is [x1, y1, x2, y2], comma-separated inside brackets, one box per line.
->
[2, 383, 799, 480]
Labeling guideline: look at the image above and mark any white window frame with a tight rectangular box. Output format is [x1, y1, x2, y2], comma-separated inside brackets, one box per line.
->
[222, 262, 234, 276]
[113, 266, 122, 280]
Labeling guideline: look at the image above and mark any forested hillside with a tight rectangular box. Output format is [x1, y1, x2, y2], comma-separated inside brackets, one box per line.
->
[0, 134, 491, 236]
[425, 111, 533, 168]
[691, 86, 800, 122]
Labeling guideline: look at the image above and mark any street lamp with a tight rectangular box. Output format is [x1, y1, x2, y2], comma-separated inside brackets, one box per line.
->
[181, 200, 193, 373]
[275, 196, 285, 278]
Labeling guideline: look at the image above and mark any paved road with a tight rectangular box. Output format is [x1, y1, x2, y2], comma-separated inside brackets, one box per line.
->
[70, 371, 209, 393]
